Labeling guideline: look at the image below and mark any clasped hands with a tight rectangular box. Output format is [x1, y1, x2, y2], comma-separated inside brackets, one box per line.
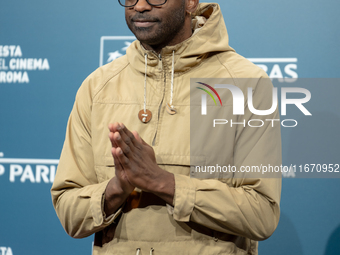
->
[109, 122, 161, 194]
[104, 122, 174, 216]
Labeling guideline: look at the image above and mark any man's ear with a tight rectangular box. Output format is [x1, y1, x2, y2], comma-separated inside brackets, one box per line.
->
[186, 0, 199, 14]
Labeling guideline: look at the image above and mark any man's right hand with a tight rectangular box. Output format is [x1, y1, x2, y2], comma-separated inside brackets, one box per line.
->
[104, 123, 135, 216]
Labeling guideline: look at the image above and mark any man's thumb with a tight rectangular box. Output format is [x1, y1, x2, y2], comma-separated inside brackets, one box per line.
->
[132, 130, 146, 144]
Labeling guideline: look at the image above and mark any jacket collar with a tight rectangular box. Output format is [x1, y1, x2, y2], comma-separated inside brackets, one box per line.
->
[126, 3, 234, 76]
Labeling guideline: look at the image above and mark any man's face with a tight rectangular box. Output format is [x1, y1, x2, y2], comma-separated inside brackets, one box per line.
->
[125, 0, 187, 48]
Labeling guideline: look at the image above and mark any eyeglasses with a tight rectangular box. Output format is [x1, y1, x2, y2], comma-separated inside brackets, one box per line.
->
[118, 0, 168, 7]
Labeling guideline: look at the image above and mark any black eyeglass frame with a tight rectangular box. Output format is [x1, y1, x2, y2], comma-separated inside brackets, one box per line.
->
[118, 0, 168, 7]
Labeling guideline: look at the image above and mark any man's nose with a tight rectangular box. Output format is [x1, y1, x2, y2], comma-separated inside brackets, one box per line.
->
[134, 0, 152, 12]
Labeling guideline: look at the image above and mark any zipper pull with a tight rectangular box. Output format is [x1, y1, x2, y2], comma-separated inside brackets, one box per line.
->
[158, 54, 162, 70]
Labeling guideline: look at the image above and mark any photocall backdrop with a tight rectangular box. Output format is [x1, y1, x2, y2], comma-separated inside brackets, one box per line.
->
[0, 0, 339, 254]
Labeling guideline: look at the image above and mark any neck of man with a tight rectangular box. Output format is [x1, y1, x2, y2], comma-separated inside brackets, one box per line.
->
[141, 17, 193, 54]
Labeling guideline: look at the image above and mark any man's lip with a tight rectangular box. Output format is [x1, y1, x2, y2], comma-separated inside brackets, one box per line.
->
[133, 20, 157, 27]
[133, 19, 155, 22]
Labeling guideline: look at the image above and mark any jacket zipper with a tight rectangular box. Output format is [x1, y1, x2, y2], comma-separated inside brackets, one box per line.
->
[152, 53, 166, 146]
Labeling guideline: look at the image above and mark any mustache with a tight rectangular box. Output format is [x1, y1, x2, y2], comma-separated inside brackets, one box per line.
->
[131, 14, 160, 22]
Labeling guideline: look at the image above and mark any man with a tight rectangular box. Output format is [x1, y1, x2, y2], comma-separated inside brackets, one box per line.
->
[51, 0, 282, 254]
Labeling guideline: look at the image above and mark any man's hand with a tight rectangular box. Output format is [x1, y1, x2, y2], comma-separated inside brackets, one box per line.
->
[109, 122, 158, 191]
[104, 123, 135, 216]
[108, 122, 136, 194]
[108, 122, 175, 205]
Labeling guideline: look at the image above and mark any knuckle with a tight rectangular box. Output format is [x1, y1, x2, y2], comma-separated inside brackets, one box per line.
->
[124, 137, 132, 145]
[122, 145, 131, 154]
[128, 133, 135, 141]
[135, 150, 142, 159]
[123, 157, 130, 165]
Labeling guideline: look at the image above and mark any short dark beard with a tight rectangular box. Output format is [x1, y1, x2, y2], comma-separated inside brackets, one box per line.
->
[126, 0, 186, 51]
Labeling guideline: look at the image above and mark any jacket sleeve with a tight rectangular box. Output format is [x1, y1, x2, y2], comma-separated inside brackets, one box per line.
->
[172, 77, 282, 241]
[51, 79, 122, 238]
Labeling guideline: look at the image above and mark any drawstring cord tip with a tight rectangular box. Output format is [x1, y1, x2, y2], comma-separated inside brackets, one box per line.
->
[166, 103, 177, 115]
[136, 248, 141, 255]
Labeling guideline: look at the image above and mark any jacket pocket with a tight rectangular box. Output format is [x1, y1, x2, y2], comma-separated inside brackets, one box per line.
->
[154, 154, 223, 179]
[102, 154, 226, 180]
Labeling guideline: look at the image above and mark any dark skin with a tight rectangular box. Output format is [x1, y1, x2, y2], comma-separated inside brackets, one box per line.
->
[126, 0, 198, 53]
[104, 0, 199, 216]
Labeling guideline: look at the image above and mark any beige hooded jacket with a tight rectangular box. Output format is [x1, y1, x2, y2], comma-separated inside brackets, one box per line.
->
[51, 3, 282, 255]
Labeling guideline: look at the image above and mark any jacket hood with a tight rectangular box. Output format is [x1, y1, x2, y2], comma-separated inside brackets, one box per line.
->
[126, 3, 235, 75]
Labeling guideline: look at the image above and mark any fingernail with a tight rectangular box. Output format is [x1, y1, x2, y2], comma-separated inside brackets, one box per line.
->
[120, 123, 125, 129]
[116, 133, 121, 140]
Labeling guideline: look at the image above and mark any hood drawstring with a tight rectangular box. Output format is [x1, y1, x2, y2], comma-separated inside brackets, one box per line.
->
[138, 53, 152, 124]
[135, 248, 154, 254]
[139, 51, 177, 123]
[143, 53, 148, 114]
[166, 51, 177, 115]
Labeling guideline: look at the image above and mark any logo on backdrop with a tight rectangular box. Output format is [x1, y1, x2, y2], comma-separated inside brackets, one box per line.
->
[0, 45, 50, 84]
[99, 36, 136, 66]
[0, 247, 13, 255]
[0, 152, 57, 184]
[248, 58, 298, 82]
